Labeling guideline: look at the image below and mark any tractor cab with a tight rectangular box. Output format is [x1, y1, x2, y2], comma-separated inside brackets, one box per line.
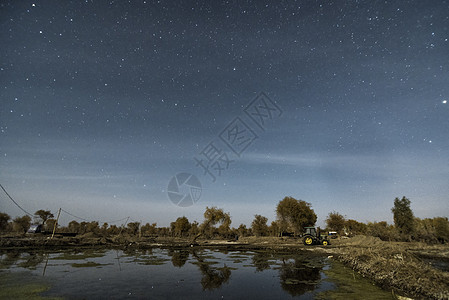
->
[304, 227, 318, 237]
[302, 227, 329, 246]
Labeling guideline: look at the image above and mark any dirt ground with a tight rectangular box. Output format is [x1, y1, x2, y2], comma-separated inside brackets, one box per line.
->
[1, 234, 448, 299]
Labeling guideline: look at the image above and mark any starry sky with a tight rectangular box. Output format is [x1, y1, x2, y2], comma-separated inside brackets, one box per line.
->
[1, 0, 448, 228]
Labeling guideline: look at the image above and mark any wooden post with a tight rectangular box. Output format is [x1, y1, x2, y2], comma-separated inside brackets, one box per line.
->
[51, 208, 61, 239]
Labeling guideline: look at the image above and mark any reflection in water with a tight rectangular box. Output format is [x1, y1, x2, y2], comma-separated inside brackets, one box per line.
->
[18, 252, 46, 270]
[122, 247, 153, 257]
[42, 253, 50, 276]
[0, 248, 391, 299]
[0, 251, 46, 270]
[192, 250, 231, 290]
[115, 249, 122, 271]
[252, 251, 271, 272]
[0, 251, 21, 269]
[167, 249, 189, 267]
[279, 256, 321, 297]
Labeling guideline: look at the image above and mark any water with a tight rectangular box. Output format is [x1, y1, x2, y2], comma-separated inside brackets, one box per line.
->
[0, 248, 395, 299]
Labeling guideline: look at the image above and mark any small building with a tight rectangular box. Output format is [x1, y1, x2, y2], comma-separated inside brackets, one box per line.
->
[27, 224, 43, 233]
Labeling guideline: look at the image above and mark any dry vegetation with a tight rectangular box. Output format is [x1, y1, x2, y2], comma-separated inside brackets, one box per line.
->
[330, 236, 449, 300]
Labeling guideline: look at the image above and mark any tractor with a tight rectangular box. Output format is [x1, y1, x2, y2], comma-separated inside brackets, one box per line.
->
[302, 227, 330, 246]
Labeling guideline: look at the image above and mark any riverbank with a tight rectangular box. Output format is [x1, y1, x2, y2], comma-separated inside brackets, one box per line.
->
[1, 234, 448, 299]
[327, 236, 449, 300]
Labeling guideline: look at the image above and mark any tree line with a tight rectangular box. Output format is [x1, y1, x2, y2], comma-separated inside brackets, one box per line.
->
[1, 196, 448, 243]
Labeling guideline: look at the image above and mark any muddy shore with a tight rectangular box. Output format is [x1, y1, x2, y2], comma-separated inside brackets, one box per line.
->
[1, 234, 448, 299]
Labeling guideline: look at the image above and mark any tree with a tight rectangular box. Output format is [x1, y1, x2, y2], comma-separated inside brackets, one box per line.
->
[367, 221, 397, 241]
[107, 224, 120, 235]
[391, 196, 415, 237]
[269, 221, 280, 237]
[251, 215, 269, 236]
[127, 222, 140, 235]
[433, 217, 449, 243]
[101, 223, 109, 236]
[141, 223, 157, 236]
[79, 222, 88, 234]
[217, 215, 232, 238]
[34, 210, 54, 225]
[0, 212, 11, 232]
[325, 211, 345, 235]
[171, 216, 191, 237]
[276, 196, 317, 235]
[236, 224, 248, 237]
[68, 220, 80, 233]
[45, 219, 57, 232]
[345, 219, 367, 236]
[13, 215, 31, 233]
[188, 221, 200, 237]
[191, 207, 231, 243]
[86, 221, 99, 234]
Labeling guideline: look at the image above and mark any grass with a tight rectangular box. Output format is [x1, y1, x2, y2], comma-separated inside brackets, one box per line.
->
[0, 272, 62, 300]
[333, 237, 449, 299]
[316, 260, 396, 300]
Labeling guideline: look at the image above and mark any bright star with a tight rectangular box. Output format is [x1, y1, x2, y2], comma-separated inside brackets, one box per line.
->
[442, 100, 447, 104]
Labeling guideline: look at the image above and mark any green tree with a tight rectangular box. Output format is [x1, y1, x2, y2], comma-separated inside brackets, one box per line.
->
[171, 216, 191, 237]
[68, 220, 80, 233]
[325, 211, 346, 235]
[276, 196, 317, 235]
[100, 222, 109, 236]
[45, 219, 57, 232]
[269, 221, 280, 237]
[236, 224, 248, 237]
[188, 221, 200, 237]
[191, 206, 231, 243]
[107, 224, 120, 235]
[141, 222, 157, 236]
[391, 196, 415, 237]
[79, 222, 88, 234]
[0, 212, 11, 232]
[367, 221, 397, 241]
[344, 219, 367, 236]
[217, 215, 232, 238]
[251, 215, 269, 236]
[13, 215, 32, 233]
[86, 221, 100, 234]
[34, 210, 54, 225]
[433, 217, 449, 243]
[127, 222, 140, 235]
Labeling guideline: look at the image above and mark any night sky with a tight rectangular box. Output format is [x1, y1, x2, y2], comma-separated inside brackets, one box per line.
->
[1, 0, 448, 227]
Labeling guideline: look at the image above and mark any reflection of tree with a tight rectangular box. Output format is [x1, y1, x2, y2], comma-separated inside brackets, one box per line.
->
[0, 250, 21, 269]
[192, 251, 231, 290]
[122, 248, 153, 257]
[18, 251, 46, 269]
[167, 249, 190, 267]
[252, 252, 271, 272]
[279, 257, 322, 297]
[0, 250, 46, 270]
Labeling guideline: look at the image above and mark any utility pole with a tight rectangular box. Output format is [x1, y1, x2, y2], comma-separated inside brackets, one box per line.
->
[51, 208, 61, 239]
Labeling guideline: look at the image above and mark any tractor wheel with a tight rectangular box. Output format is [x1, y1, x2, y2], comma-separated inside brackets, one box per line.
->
[303, 235, 314, 245]
[322, 240, 328, 246]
